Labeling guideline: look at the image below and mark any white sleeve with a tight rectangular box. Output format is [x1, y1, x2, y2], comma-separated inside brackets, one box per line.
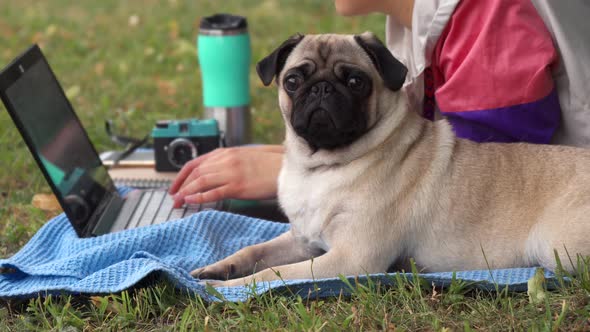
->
[531, 0, 590, 147]
[385, 0, 459, 111]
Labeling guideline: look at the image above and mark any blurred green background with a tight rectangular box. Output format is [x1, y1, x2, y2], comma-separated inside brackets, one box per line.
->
[0, 0, 384, 255]
[3, 4, 590, 330]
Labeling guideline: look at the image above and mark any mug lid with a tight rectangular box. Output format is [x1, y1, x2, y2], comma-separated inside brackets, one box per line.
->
[200, 14, 247, 35]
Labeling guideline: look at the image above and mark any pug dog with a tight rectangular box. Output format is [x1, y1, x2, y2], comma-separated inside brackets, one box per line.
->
[191, 33, 590, 287]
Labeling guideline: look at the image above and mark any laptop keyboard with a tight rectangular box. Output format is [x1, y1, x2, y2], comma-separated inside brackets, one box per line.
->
[125, 189, 221, 230]
[109, 189, 223, 233]
[153, 191, 174, 224]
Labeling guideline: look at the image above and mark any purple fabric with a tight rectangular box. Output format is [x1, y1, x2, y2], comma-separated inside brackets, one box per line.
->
[441, 89, 561, 144]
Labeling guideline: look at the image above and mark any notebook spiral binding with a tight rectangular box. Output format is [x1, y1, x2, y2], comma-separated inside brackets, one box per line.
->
[113, 178, 172, 189]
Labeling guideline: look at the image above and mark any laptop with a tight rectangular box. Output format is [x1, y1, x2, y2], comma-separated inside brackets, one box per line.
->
[0, 45, 224, 237]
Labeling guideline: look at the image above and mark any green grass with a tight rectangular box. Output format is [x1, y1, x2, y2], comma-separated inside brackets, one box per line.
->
[2, 270, 590, 331]
[1, 1, 590, 330]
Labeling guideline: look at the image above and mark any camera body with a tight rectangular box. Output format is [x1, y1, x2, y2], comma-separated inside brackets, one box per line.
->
[152, 119, 221, 172]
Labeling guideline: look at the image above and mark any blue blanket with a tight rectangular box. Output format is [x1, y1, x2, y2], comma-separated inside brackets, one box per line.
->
[0, 211, 555, 302]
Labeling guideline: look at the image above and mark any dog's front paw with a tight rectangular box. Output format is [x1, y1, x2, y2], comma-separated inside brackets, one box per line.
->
[191, 262, 236, 280]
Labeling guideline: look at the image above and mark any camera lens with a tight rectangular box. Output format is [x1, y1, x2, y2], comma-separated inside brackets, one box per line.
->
[167, 138, 198, 169]
[173, 145, 193, 165]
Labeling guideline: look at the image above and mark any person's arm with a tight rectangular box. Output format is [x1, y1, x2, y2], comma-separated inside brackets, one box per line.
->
[431, 0, 560, 144]
[168, 145, 283, 208]
[334, 0, 414, 29]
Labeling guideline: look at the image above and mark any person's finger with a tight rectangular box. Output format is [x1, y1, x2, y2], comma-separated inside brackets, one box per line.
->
[169, 157, 203, 194]
[168, 148, 224, 194]
[172, 195, 185, 209]
[179, 162, 230, 192]
[184, 185, 231, 205]
[178, 149, 245, 192]
[176, 173, 229, 199]
[172, 172, 221, 208]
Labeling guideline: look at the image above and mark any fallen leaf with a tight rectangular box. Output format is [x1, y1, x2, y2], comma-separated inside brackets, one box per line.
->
[157, 79, 177, 96]
[118, 61, 128, 74]
[204, 315, 210, 332]
[144, 47, 155, 56]
[94, 62, 105, 76]
[527, 267, 547, 305]
[174, 39, 196, 56]
[128, 14, 140, 27]
[169, 20, 179, 40]
[0, 21, 15, 38]
[45, 24, 57, 37]
[32, 193, 61, 212]
[65, 85, 80, 99]
[89, 296, 103, 307]
[31, 31, 44, 44]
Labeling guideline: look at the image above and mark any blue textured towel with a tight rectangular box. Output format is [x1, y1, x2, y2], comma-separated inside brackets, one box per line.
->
[0, 211, 555, 302]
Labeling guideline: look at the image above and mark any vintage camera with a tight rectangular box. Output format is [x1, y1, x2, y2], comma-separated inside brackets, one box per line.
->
[152, 119, 221, 172]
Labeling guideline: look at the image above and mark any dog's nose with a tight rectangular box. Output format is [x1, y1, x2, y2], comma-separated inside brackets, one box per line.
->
[311, 81, 333, 96]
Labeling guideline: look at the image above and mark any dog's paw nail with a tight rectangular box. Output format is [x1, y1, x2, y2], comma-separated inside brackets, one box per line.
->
[190, 267, 205, 278]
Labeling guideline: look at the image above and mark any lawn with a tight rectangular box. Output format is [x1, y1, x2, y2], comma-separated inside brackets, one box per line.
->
[1, 0, 589, 330]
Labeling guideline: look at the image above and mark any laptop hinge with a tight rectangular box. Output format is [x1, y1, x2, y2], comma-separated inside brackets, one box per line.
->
[89, 193, 124, 236]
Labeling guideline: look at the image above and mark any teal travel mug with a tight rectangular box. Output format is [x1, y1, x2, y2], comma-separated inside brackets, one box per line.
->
[198, 14, 251, 146]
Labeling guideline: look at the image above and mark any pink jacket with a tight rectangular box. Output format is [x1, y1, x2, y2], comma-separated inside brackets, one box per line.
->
[386, 0, 590, 147]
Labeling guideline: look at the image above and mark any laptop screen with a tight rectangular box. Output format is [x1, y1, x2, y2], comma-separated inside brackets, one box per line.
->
[1, 46, 115, 234]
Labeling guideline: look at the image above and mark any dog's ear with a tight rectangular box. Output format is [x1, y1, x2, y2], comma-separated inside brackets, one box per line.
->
[256, 33, 305, 86]
[354, 32, 407, 91]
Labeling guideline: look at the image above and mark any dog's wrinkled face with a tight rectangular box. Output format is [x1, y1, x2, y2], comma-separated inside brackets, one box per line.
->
[281, 42, 373, 150]
[257, 33, 407, 151]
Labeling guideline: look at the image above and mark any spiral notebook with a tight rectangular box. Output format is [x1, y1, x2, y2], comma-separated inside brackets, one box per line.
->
[107, 167, 177, 189]
[100, 149, 156, 168]
[100, 149, 177, 189]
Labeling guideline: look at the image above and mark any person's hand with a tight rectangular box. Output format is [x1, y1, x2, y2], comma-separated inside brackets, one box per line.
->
[168, 145, 284, 208]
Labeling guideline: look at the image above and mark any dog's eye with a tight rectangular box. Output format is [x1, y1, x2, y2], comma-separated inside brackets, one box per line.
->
[284, 75, 302, 92]
[347, 76, 364, 90]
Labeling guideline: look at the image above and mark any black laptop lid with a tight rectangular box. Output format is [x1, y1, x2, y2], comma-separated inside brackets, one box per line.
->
[0, 45, 117, 236]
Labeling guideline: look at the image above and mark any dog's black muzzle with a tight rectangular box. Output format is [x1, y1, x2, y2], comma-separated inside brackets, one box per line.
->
[291, 80, 366, 150]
